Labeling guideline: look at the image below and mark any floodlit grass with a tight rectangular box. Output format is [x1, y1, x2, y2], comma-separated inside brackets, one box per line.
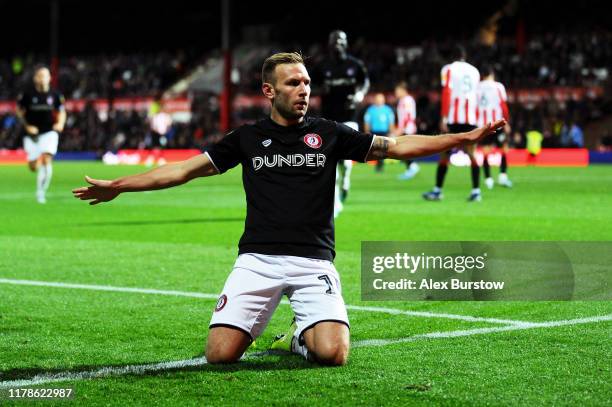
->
[1, 161, 610, 405]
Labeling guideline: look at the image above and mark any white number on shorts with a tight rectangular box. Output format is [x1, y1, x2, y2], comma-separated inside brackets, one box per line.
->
[318, 275, 334, 294]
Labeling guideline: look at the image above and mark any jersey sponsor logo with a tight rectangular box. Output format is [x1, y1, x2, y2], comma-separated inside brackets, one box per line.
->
[215, 294, 227, 312]
[252, 153, 326, 171]
[262, 139, 272, 147]
[303, 133, 322, 149]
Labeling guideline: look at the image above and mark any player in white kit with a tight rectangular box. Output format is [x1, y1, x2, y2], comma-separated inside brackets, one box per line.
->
[477, 65, 513, 189]
[394, 82, 420, 180]
[423, 46, 482, 202]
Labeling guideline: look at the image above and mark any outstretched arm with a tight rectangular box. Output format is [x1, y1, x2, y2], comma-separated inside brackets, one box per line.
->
[72, 153, 218, 205]
[366, 120, 506, 161]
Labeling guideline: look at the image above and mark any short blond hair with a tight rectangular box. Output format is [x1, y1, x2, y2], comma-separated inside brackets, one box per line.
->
[261, 52, 304, 85]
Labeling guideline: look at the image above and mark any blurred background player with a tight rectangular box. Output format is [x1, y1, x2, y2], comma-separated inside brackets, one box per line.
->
[423, 45, 481, 202]
[316, 30, 370, 217]
[477, 64, 512, 188]
[16, 66, 66, 203]
[394, 81, 420, 180]
[363, 92, 395, 172]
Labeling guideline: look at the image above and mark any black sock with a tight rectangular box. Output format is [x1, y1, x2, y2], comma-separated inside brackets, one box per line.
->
[501, 154, 508, 174]
[405, 160, 412, 169]
[471, 164, 480, 188]
[483, 156, 491, 178]
[436, 162, 448, 188]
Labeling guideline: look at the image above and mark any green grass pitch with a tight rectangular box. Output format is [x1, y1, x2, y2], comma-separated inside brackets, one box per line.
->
[0, 161, 611, 405]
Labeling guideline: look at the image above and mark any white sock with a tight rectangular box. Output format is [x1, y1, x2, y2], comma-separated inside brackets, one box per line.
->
[42, 163, 53, 191]
[472, 188, 481, 194]
[36, 165, 46, 194]
[334, 167, 342, 214]
[433, 186, 441, 193]
[291, 336, 312, 361]
[342, 160, 352, 190]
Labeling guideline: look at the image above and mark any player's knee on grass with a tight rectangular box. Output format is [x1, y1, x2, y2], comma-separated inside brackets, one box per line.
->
[205, 326, 251, 364]
[313, 339, 349, 366]
[304, 322, 350, 366]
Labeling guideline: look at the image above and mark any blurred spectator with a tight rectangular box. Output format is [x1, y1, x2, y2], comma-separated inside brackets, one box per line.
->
[1, 28, 610, 152]
[561, 120, 584, 147]
[0, 51, 190, 100]
[363, 93, 395, 171]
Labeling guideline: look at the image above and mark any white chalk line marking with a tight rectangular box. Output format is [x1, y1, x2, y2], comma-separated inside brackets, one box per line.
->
[1, 315, 609, 389]
[0, 278, 530, 325]
[351, 314, 612, 347]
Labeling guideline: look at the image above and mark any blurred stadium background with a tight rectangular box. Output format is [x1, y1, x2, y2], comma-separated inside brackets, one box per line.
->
[1, 1, 611, 405]
[0, 0, 610, 162]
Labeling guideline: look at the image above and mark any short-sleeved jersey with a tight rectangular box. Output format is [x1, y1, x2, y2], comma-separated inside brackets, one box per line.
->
[476, 79, 509, 127]
[17, 89, 65, 133]
[315, 55, 368, 122]
[440, 61, 480, 126]
[397, 95, 417, 135]
[364, 104, 395, 134]
[205, 117, 375, 261]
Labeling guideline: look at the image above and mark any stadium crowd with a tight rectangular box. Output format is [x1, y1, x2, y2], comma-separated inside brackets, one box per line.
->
[0, 30, 610, 152]
[0, 51, 191, 100]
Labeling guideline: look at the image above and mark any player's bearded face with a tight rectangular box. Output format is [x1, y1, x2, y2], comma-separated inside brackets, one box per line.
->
[272, 64, 310, 120]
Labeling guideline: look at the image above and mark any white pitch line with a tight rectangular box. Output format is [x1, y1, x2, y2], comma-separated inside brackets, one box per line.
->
[1, 314, 609, 389]
[0, 357, 207, 389]
[352, 314, 612, 348]
[0, 278, 530, 325]
[344, 305, 531, 326]
[0, 279, 219, 300]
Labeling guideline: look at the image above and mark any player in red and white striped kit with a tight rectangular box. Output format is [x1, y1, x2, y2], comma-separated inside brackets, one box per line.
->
[477, 65, 513, 188]
[394, 82, 420, 180]
[423, 46, 482, 202]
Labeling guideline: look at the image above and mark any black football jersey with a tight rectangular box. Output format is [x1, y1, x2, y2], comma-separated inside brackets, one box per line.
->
[206, 116, 374, 261]
[17, 89, 65, 133]
[315, 55, 368, 122]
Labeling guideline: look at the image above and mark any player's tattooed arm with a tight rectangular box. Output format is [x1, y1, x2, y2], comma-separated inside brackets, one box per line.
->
[385, 119, 506, 160]
[366, 136, 397, 161]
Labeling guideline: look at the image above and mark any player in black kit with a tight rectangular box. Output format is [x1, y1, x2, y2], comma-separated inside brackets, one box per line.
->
[73, 53, 504, 366]
[315, 30, 369, 217]
[16, 66, 66, 203]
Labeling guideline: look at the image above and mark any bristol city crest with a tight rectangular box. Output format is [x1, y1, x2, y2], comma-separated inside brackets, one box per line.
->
[215, 294, 227, 312]
[303, 134, 322, 149]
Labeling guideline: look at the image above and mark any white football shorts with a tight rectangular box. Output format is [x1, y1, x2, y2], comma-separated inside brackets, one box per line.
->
[209, 253, 349, 340]
[23, 131, 59, 161]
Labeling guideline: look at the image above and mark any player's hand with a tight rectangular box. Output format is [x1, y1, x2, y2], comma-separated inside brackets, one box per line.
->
[25, 125, 39, 135]
[72, 176, 120, 205]
[52, 123, 64, 133]
[463, 120, 507, 144]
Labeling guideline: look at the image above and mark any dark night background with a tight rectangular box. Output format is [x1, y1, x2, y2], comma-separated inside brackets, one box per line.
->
[0, 0, 608, 56]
